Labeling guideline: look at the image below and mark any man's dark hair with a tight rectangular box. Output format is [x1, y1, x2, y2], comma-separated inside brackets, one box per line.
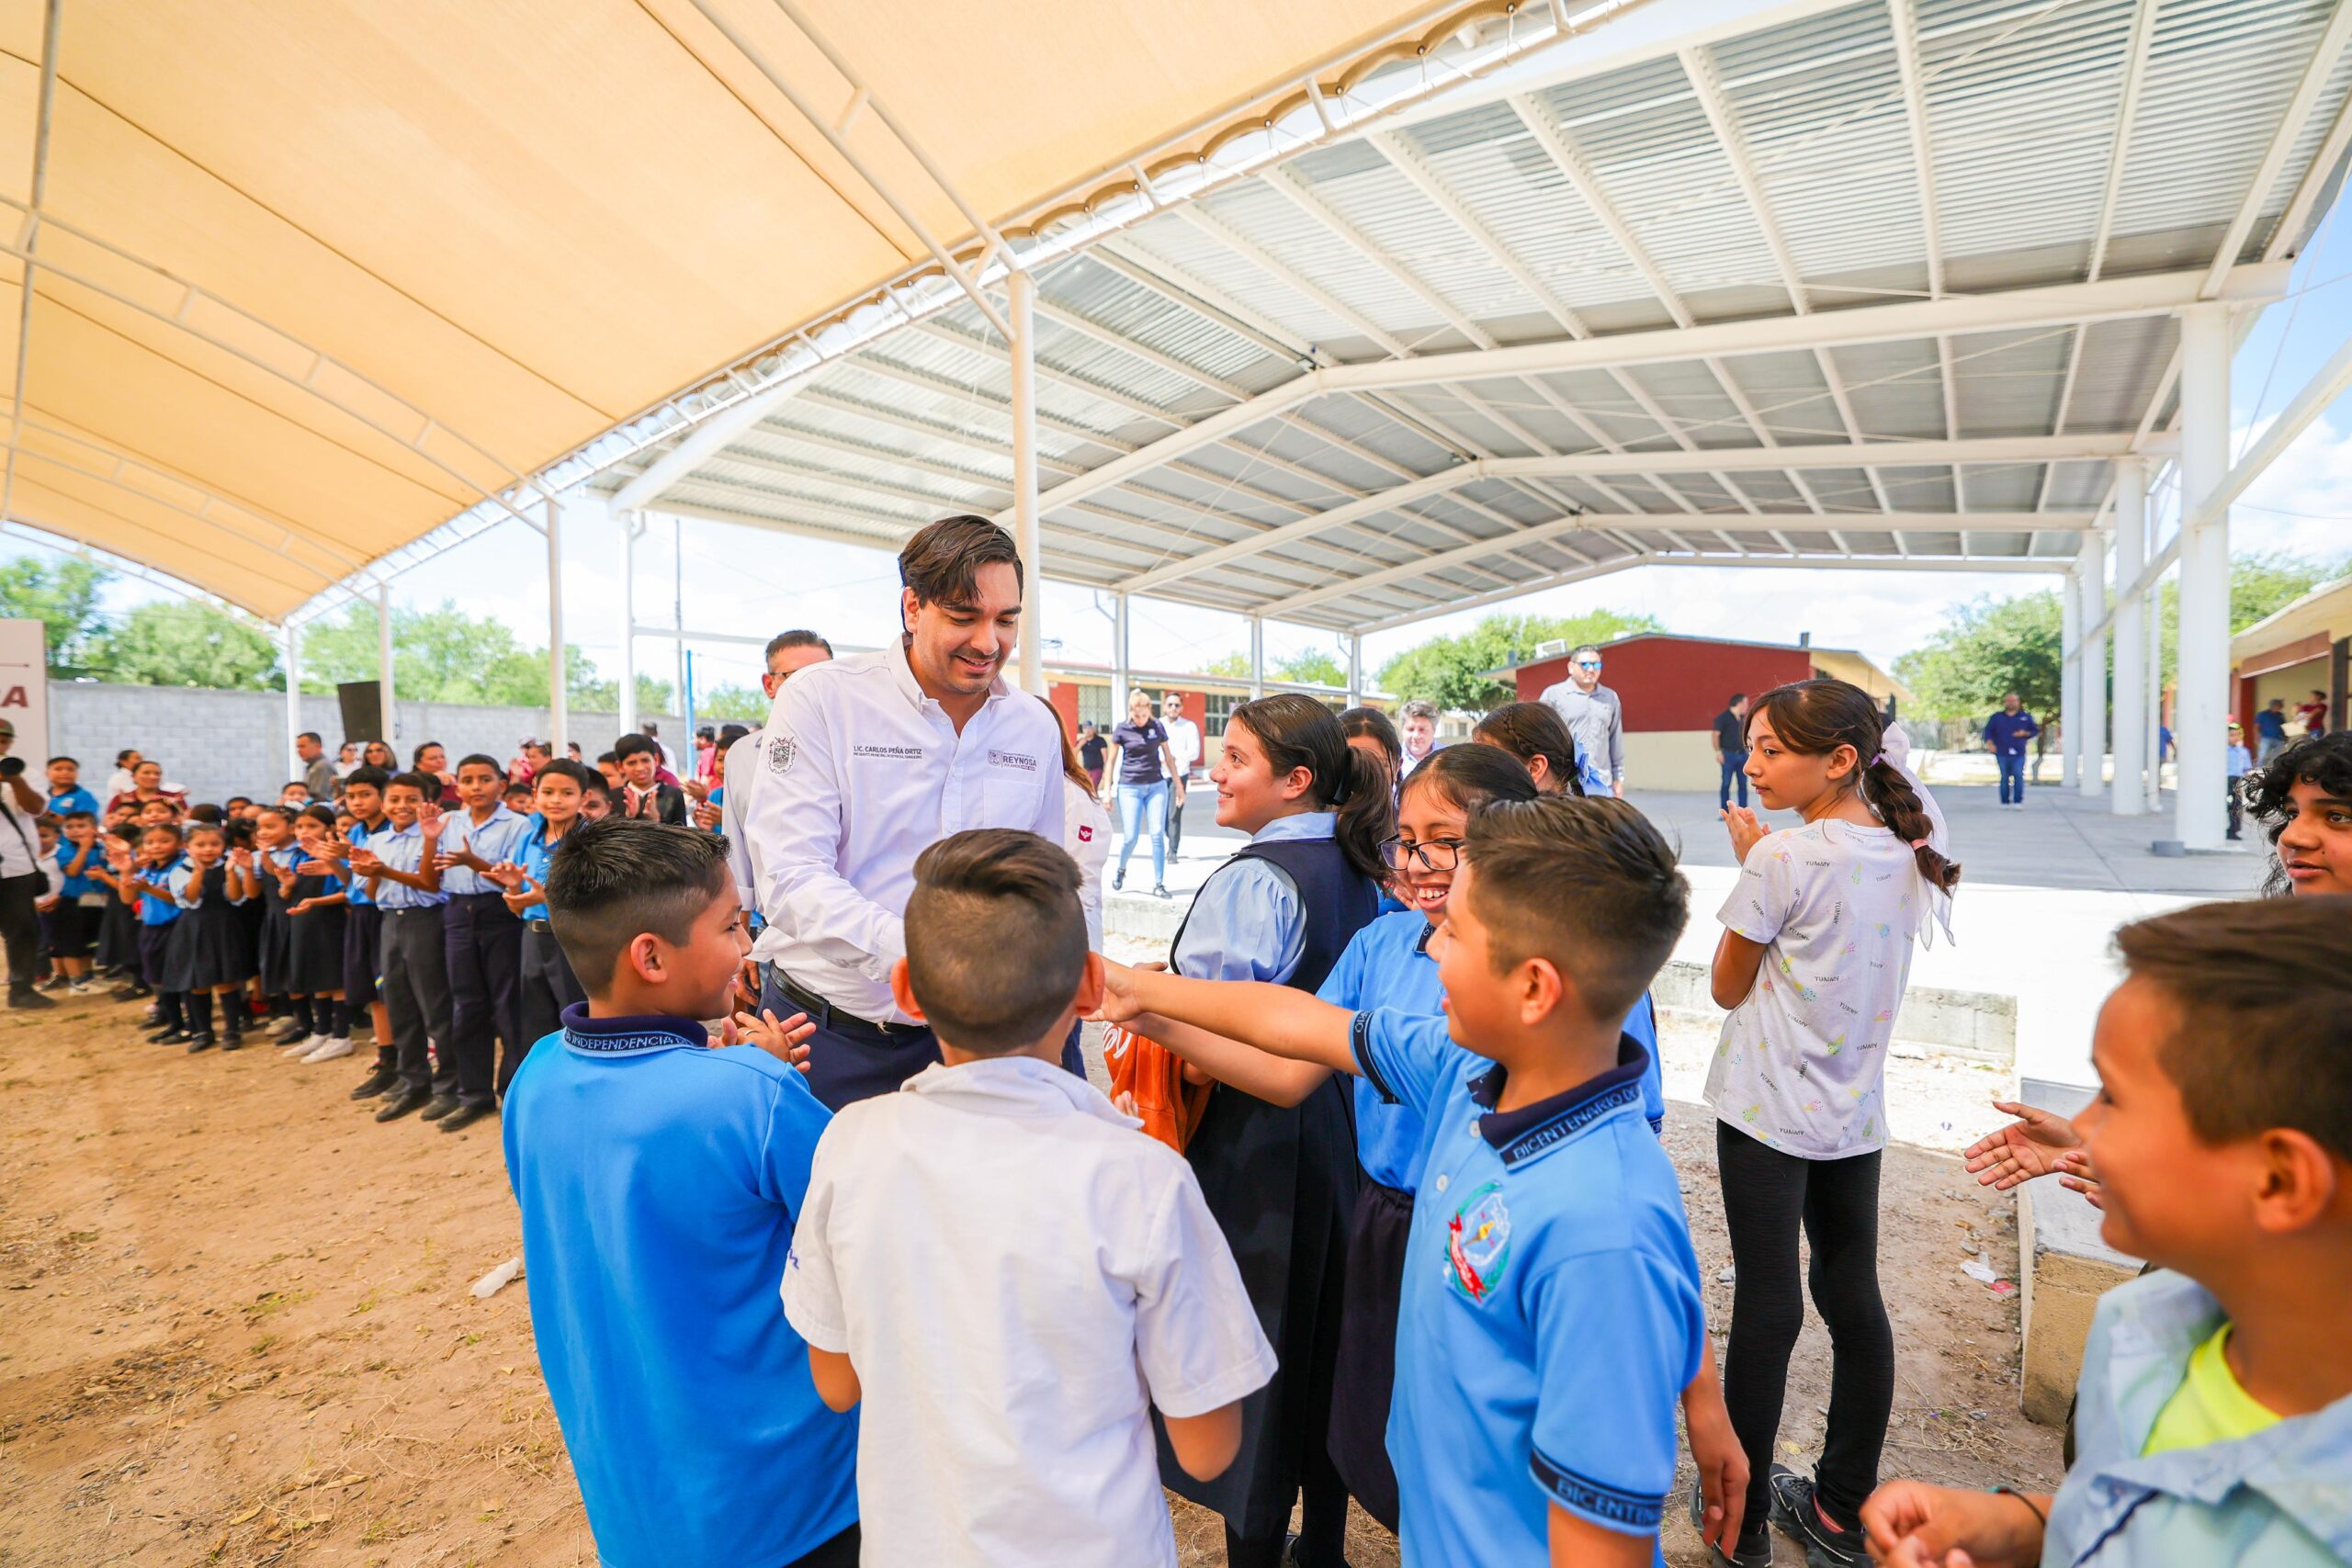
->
[385, 771, 436, 799]
[718, 723, 752, 750]
[343, 765, 392, 795]
[297, 731, 322, 746]
[904, 829, 1085, 1055]
[899, 514, 1023, 611]
[766, 629, 833, 662]
[2114, 897, 2352, 1162]
[642, 721, 660, 736]
[456, 752, 503, 776]
[595, 750, 617, 765]
[1463, 795, 1689, 1021]
[48, 754, 77, 768]
[614, 734, 659, 763]
[545, 819, 733, 993]
[1727, 693, 1745, 705]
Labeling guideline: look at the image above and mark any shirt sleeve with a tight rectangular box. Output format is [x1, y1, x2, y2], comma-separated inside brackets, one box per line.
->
[1527, 1246, 1703, 1538]
[721, 736, 758, 911]
[1717, 833, 1796, 945]
[755, 675, 908, 986]
[777, 1127, 849, 1355]
[1170, 859, 1305, 982]
[1350, 1007, 1454, 1117]
[1606, 690, 1625, 780]
[1313, 923, 1374, 1010]
[1130, 1162, 1279, 1418]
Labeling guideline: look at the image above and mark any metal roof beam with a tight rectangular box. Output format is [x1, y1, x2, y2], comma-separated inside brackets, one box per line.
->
[2198, 1, 2352, 299]
[1508, 94, 1693, 328]
[792, 387, 1084, 478]
[1363, 130, 1591, 337]
[1262, 169, 1499, 349]
[1170, 203, 1412, 357]
[1679, 41, 1811, 312]
[1887, 0, 1944, 299]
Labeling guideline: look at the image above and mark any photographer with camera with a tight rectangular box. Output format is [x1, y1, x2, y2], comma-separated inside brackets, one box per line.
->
[0, 719, 53, 1009]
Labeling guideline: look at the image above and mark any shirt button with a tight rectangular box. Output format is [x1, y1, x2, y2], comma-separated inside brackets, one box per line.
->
[1434, 1174, 1449, 1193]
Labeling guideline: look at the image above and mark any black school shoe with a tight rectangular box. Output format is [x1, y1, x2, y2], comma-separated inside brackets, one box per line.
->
[1690, 1483, 1773, 1565]
[437, 1100, 496, 1134]
[419, 1093, 461, 1122]
[374, 1085, 433, 1122]
[144, 1027, 189, 1047]
[1767, 1465, 1866, 1568]
[348, 1062, 401, 1100]
[6, 985, 56, 1010]
[185, 1031, 217, 1054]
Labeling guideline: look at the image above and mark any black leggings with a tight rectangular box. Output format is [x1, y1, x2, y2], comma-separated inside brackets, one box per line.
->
[1715, 1123, 1893, 1532]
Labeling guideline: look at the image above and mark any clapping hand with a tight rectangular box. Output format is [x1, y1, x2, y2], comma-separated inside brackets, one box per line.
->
[724, 1007, 815, 1072]
[1089, 958, 1163, 1026]
[347, 848, 384, 876]
[229, 846, 254, 872]
[482, 860, 528, 890]
[1961, 1100, 2082, 1190]
[692, 800, 722, 830]
[500, 874, 540, 917]
[683, 777, 712, 803]
[1722, 805, 1767, 863]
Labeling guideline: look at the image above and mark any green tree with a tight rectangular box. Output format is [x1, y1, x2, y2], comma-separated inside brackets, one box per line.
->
[695, 684, 770, 722]
[1272, 649, 1348, 688]
[1374, 609, 1661, 711]
[1894, 591, 2063, 722]
[94, 600, 282, 689]
[1202, 651, 1251, 680]
[0, 556, 112, 673]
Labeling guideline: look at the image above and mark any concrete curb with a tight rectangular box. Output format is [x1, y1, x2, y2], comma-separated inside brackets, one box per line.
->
[1651, 960, 2016, 1066]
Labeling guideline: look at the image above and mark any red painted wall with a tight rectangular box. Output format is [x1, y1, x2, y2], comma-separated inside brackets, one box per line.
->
[1047, 681, 1081, 741]
[1510, 637, 1815, 732]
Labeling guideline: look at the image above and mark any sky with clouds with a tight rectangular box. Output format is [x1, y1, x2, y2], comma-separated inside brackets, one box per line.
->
[35, 181, 2352, 698]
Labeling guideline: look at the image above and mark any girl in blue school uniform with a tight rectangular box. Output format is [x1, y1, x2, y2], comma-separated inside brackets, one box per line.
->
[277, 806, 353, 1061]
[1161, 694, 1392, 1568]
[486, 759, 593, 1092]
[113, 824, 189, 1043]
[163, 822, 260, 1052]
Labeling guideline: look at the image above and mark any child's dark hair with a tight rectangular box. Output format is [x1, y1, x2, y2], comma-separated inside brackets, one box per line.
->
[1339, 705, 1402, 771]
[1225, 694, 1395, 881]
[717, 723, 752, 750]
[614, 734, 659, 763]
[343, 765, 391, 795]
[544, 819, 731, 992]
[60, 808, 94, 826]
[457, 752, 503, 775]
[299, 805, 338, 830]
[2247, 732, 2352, 897]
[1401, 741, 1539, 817]
[141, 822, 182, 845]
[533, 758, 595, 794]
[1472, 702, 1586, 795]
[258, 806, 297, 829]
[2114, 897, 2352, 1162]
[1462, 795, 1689, 1021]
[904, 829, 1086, 1054]
[385, 771, 436, 799]
[1747, 678, 1960, 894]
[185, 821, 225, 843]
[187, 803, 223, 825]
[225, 818, 256, 849]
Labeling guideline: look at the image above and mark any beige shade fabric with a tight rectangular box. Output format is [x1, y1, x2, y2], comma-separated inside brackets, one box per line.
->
[0, 0, 1443, 616]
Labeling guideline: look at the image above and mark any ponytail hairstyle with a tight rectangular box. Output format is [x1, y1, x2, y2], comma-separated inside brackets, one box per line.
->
[1747, 678, 1961, 894]
[1403, 741, 1540, 818]
[1224, 694, 1395, 882]
[1472, 702, 1587, 796]
[1339, 705, 1403, 773]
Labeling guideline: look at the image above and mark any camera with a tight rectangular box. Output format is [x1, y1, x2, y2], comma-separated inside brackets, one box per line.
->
[0, 756, 23, 778]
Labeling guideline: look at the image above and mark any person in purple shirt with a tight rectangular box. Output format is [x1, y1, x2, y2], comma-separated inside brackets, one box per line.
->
[1983, 693, 2040, 809]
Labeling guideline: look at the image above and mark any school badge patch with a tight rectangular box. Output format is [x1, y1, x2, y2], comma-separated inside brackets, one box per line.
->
[766, 733, 797, 775]
[1443, 1180, 1513, 1303]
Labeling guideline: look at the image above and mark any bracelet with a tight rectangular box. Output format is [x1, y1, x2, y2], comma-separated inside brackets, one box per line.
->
[1991, 1485, 2047, 1527]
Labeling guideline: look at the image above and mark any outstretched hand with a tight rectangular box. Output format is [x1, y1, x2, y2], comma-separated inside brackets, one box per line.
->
[2053, 1148, 2104, 1210]
[500, 874, 539, 917]
[1962, 1101, 2082, 1190]
[1722, 805, 1766, 863]
[1089, 958, 1163, 1025]
[725, 1008, 815, 1072]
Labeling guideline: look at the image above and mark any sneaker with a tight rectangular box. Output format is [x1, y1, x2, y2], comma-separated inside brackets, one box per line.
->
[1152, 883, 1170, 899]
[269, 1020, 311, 1046]
[69, 977, 95, 995]
[348, 1063, 401, 1100]
[437, 1100, 497, 1134]
[281, 1032, 321, 1056]
[419, 1093, 461, 1122]
[1766, 1464, 1866, 1568]
[374, 1085, 433, 1122]
[1690, 1483, 1773, 1566]
[1112, 868, 1125, 892]
[36, 973, 70, 991]
[302, 1035, 355, 1064]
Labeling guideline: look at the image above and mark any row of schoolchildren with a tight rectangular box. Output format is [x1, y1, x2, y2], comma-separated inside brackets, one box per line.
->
[498, 686, 2352, 1568]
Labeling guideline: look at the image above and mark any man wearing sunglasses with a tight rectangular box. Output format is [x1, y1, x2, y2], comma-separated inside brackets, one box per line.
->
[1536, 646, 1625, 798]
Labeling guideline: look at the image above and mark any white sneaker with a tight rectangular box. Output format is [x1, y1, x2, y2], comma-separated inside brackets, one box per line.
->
[302, 1035, 355, 1063]
[281, 1033, 319, 1056]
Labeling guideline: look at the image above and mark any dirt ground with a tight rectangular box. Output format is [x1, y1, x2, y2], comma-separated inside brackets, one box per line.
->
[1, 991, 2061, 1568]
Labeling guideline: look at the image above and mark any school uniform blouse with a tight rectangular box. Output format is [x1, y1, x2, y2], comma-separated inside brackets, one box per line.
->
[368, 822, 446, 909]
[53, 842, 100, 898]
[169, 860, 245, 908]
[136, 857, 183, 924]
[1315, 910, 1444, 1190]
[1170, 812, 1335, 983]
[343, 819, 382, 907]
[438, 805, 531, 896]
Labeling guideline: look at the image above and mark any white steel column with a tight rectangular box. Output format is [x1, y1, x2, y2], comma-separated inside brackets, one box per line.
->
[2145, 561, 2163, 805]
[376, 583, 396, 749]
[1110, 593, 1130, 715]
[2060, 569, 2082, 790]
[673, 519, 686, 728]
[2077, 535, 2108, 799]
[2174, 304, 2232, 849]
[2110, 460, 2148, 814]
[1008, 268, 1044, 695]
[618, 512, 639, 740]
[548, 497, 569, 754]
[1347, 634, 1363, 706]
[281, 622, 301, 784]
[1249, 617, 1265, 698]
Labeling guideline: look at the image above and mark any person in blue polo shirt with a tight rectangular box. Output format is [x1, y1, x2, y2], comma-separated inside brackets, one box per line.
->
[1098, 795, 1734, 1565]
[502, 818, 854, 1568]
[44, 756, 100, 821]
[1982, 693, 2040, 808]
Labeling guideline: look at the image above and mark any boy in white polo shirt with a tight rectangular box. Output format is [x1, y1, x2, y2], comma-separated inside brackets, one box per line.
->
[781, 828, 1273, 1568]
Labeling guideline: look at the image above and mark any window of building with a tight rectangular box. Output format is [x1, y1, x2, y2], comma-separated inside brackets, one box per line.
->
[1077, 683, 1114, 733]
[1203, 691, 1241, 738]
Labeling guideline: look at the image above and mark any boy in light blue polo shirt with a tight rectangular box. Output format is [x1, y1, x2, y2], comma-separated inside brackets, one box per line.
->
[501, 818, 854, 1568]
[1861, 897, 2352, 1567]
[1100, 795, 1730, 1565]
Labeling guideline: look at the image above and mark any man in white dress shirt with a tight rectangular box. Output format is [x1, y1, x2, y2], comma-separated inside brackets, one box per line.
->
[1159, 691, 1202, 861]
[720, 629, 834, 915]
[746, 515, 1066, 1110]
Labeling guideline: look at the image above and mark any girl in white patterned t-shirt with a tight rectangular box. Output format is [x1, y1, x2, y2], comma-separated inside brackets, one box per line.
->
[1701, 677, 1957, 1568]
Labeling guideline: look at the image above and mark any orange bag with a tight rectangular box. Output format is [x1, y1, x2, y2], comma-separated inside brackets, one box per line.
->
[1101, 1022, 1211, 1154]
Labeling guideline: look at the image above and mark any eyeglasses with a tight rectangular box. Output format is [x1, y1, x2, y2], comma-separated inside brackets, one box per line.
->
[1379, 836, 1464, 871]
[1575, 660, 1602, 671]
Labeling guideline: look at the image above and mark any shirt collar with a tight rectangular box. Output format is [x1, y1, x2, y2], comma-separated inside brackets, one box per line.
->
[899, 1053, 1136, 1128]
[2069, 1271, 2352, 1559]
[558, 1001, 709, 1055]
[1414, 921, 1435, 955]
[1468, 1033, 1651, 1168]
[465, 804, 517, 830]
[1251, 810, 1336, 844]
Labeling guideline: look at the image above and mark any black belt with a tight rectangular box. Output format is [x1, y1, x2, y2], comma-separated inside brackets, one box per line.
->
[524, 918, 552, 932]
[772, 969, 922, 1042]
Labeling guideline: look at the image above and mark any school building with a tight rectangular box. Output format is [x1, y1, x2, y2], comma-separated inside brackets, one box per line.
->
[2231, 574, 2348, 740]
[1484, 633, 1911, 793]
[1041, 665, 1382, 771]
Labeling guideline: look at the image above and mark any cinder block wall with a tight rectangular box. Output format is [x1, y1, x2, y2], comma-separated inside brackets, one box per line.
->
[44, 682, 686, 805]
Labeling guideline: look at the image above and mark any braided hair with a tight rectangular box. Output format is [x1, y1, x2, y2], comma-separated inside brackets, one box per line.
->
[1747, 678, 1961, 894]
